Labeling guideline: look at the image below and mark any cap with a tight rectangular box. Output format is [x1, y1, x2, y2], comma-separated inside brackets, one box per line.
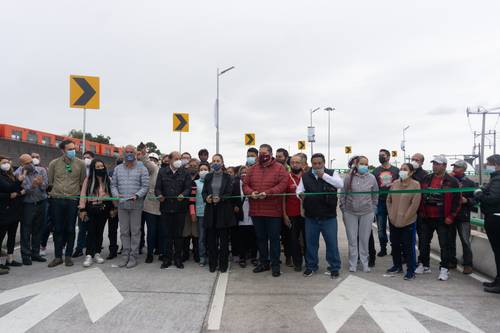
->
[452, 160, 468, 170]
[148, 153, 160, 161]
[431, 155, 448, 165]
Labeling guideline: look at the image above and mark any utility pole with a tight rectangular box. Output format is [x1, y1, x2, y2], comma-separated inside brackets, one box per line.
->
[467, 106, 500, 184]
[308, 107, 320, 157]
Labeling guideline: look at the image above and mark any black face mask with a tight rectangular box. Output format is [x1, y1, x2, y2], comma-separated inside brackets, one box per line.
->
[379, 155, 387, 164]
[291, 167, 302, 174]
[95, 169, 106, 177]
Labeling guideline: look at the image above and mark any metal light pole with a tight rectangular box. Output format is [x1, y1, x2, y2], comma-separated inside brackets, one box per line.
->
[216, 66, 235, 154]
[324, 107, 335, 169]
[402, 125, 410, 163]
[308, 107, 320, 157]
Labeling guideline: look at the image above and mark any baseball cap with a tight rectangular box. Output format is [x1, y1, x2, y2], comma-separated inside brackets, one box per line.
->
[451, 160, 468, 170]
[431, 155, 448, 165]
[148, 153, 160, 161]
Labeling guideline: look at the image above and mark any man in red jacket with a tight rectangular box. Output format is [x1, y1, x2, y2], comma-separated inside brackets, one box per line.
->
[243, 144, 288, 277]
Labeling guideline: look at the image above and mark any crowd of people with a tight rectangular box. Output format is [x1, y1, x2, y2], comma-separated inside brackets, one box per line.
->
[1, 140, 500, 294]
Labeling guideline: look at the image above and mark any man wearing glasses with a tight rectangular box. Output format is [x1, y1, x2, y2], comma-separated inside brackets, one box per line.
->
[47, 140, 86, 268]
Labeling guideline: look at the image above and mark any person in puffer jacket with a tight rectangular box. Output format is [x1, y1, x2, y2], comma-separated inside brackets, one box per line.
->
[243, 144, 288, 277]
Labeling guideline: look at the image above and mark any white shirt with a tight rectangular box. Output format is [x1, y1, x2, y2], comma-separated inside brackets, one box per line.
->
[296, 170, 344, 196]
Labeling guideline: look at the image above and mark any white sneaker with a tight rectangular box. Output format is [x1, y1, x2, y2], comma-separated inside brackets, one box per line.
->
[438, 268, 449, 281]
[415, 263, 431, 274]
[83, 255, 93, 267]
[40, 248, 47, 257]
[94, 253, 105, 264]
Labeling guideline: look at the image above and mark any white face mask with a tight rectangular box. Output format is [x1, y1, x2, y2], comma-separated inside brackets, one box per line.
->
[411, 161, 420, 170]
[173, 160, 183, 169]
[32, 158, 40, 166]
[181, 159, 189, 166]
[199, 170, 209, 179]
[84, 158, 92, 167]
[0, 163, 10, 172]
[399, 170, 409, 180]
[486, 165, 496, 174]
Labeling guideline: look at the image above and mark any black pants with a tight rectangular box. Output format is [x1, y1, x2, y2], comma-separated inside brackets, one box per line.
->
[485, 214, 500, 278]
[108, 215, 119, 255]
[449, 217, 473, 267]
[238, 225, 257, 260]
[389, 223, 417, 273]
[281, 219, 292, 259]
[86, 206, 108, 257]
[289, 216, 306, 268]
[419, 218, 452, 269]
[21, 200, 46, 259]
[0, 221, 19, 254]
[161, 212, 185, 263]
[369, 230, 376, 260]
[140, 211, 146, 250]
[207, 227, 229, 271]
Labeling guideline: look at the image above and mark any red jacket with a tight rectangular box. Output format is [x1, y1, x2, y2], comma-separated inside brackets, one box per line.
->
[243, 158, 288, 217]
[285, 173, 302, 217]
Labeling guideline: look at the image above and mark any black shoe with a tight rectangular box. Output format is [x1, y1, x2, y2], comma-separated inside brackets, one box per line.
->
[107, 253, 117, 260]
[377, 248, 387, 257]
[145, 255, 153, 263]
[0, 264, 9, 270]
[220, 267, 228, 273]
[253, 264, 270, 273]
[331, 271, 340, 279]
[209, 266, 217, 273]
[251, 258, 258, 266]
[483, 278, 500, 288]
[285, 256, 293, 267]
[272, 271, 281, 277]
[303, 269, 314, 277]
[72, 249, 84, 258]
[484, 285, 500, 294]
[386, 266, 403, 274]
[8, 260, 24, 267]
[175, 262, 184, 269]
[368, 257, 376, 267]
[160, 261, 171, 269]
[239, 260, 247, 268]
[31, 255, 47, 263]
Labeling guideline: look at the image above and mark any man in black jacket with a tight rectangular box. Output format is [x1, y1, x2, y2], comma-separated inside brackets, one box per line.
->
[476, 154, 500, 293]
[448, 160, 476, 274]
[155, 151, 192, 269]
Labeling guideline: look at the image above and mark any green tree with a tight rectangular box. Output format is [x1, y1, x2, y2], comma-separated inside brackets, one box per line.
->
[68, 129, 111, 144]
[144, 142, 161, 155]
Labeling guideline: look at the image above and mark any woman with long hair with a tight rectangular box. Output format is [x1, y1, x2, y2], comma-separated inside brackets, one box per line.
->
[79, 159, 116, 267]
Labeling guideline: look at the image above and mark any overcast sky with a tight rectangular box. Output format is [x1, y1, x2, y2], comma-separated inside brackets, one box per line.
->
[2, 1, 500, 168]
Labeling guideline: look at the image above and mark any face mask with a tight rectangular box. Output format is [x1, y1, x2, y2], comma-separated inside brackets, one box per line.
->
[379, 155, 387, 164]
[0, 163, 10, 172]
[84, 158, 92, 167]
[486, 165, 496, 174]
[125, 153, 136, 162]
[358, 165, 369, 175]
[32, 158, 40, 166]
[399, 170, 409, 180]
[211, 163, 222, 172]
[181, 159, 189, 166]
[199, 170, 209, 179]
[66, 149, 76, 159]
[411, 161, 420, 170]
[291, 167, 302, 174]
[95, 169, 106, 177]
[259, 154, 271, 164]
[24, 163, 35, 173]
[172, 160, 183, 169]
[246, 156, 256, 166]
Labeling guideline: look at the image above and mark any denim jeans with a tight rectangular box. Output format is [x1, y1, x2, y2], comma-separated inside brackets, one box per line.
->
[252, 216, 282, 271]
[51, 198, 78, 258]
[449, 218, 473, 267]
[21, 199, 47, 259]
[305, 217, 341, 272]
[144, 212, 161, 256]
[376, 200, 389, 247]
[197, 217, 207, 261]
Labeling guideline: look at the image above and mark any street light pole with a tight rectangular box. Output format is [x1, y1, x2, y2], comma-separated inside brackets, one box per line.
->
[216, 66, 235, 154]
[308, 107, 320, 157]
[324, 107, 335, 169]
[402, 125, 410, 163]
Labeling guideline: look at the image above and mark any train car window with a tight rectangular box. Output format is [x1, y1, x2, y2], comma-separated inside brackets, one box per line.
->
[27, 133, 38, 143]
[11, 130, 22, 141]
[42, 136, 52, 145]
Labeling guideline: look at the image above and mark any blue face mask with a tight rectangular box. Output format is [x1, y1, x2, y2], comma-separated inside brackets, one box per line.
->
[246, 156, 256, 166]
[358, 165, 369, 175]
[125, 153, 136, 162]
[212, 163, 222, 172]
[66, 149, 76, 159]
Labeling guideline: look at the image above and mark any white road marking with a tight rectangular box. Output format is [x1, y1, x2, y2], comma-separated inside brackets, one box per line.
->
[0, 267, 123, 333]
[207, 271, 229, 331]
[314, 275, 484, 333]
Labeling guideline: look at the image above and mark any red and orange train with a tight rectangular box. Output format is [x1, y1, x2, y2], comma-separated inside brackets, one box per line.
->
[0, 124, 123, 157]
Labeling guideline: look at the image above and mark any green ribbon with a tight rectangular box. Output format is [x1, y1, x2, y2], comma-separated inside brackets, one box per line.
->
[52, 187, 478, 201]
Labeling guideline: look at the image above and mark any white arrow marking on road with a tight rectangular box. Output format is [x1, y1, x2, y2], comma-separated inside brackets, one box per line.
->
[314, 275, 484, 333]
[0, 268, 123, 333]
